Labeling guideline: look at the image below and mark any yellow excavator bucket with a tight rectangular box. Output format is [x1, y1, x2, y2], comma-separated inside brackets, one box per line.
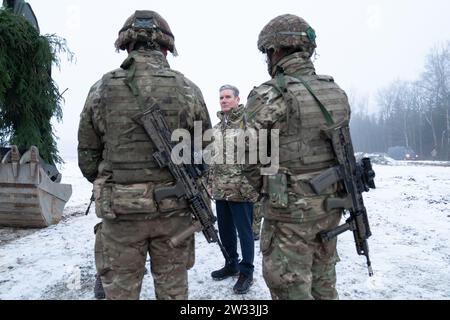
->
[0, 146, 72, 228]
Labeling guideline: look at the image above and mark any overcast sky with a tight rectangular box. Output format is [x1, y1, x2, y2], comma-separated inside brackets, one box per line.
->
[16, 0, 450, 159]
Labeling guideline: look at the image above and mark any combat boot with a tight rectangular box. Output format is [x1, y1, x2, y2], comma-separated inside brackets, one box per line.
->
[211, 265, 239, 281]
[94, 274, 106, 300]
[233, 273, 253, 294]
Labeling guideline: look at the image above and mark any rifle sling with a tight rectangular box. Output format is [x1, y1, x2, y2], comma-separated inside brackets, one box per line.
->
[293, 74, 335, 126]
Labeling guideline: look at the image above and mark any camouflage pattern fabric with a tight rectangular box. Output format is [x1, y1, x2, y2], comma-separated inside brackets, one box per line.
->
[208, 105, 259, 203]
[77, 79, 103, 183]
[253, 201, 263, 236]
[79, 50, 211, 189]
[95, 217, 195, 300]
[243, 52, 351, 300]
[258, 14, 316, 58]
[115, 10, 178, 55]
[78, 48, 211, 300]
[260, 211, 341, 300]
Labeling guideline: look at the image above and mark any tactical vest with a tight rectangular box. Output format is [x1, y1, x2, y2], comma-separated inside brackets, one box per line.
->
[258, 74, 350, 223]
[268, 74, 350, 175]
[100, 54, 189, 184]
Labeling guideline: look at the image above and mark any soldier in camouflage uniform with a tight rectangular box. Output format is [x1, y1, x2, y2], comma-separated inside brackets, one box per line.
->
[78, 10, 211, 300]
[208, 85, 259, 294]
[243, 14, 351, 300]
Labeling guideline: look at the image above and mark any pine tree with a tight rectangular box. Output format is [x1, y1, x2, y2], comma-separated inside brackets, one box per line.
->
[0, 9, 72, 164]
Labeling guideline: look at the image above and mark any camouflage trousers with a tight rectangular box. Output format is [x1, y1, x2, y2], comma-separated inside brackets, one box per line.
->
[260, 212, 341, 300]
[94, 215, 195, 300]
[253, 201, 263, 236]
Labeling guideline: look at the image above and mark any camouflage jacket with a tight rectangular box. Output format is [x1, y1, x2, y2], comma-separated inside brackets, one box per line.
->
[243, 52, 350, 223]
[208, 105, 259, 203]
[78, 49, 211, 220]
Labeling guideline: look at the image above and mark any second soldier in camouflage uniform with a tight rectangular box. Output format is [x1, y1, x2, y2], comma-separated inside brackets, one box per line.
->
[243, 14, 351, 300]
[78, 10, 211, 300]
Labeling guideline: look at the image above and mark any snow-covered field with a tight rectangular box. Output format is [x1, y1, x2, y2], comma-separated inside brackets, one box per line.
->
[0, 157, 449, 300]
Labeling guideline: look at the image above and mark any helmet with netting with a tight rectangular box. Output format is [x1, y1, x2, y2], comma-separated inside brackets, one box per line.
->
[115, 10, 178, 56]
[257, 14, 316, 58]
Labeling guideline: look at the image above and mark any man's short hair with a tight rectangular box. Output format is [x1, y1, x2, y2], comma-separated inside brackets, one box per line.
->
[220, 84, 240, 98]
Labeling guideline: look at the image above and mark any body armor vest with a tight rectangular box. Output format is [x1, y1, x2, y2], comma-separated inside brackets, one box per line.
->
[101, 52, 189, 184]
[268, 74, 350, 175]
[261, 74, 350, 223]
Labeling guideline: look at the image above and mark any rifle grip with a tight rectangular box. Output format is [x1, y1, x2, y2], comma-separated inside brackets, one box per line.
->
[168, 221, 203, 248]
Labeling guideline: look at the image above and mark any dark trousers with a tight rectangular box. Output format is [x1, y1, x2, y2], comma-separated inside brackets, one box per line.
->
[216, 200, 255, 277]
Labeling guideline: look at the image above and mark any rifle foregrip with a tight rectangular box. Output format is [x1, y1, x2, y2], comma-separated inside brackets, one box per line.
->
[168, 221, 203, 248]
[319, 223, 351, 242]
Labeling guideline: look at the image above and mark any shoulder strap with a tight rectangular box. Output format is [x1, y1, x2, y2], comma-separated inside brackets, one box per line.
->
[273, 71, 301, 134]
[292, 74, 335, 126]
[123, 57, 156, 112]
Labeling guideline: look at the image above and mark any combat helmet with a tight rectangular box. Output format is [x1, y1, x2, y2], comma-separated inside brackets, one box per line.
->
[115, 10, 178, 56]
[257, 14, 316, 58]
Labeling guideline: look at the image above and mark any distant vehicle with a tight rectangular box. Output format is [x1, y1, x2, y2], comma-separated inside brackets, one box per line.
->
[387, 146, 419, 161]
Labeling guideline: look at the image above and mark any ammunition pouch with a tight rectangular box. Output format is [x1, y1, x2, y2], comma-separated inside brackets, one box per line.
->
[264, 172, 289, 209]
[263, 168, 343, 223]
[290, 170, 342, 214]
[94, 177, 117, 220]
[94, 177, 189, 220]
[110, 183, 158, 215]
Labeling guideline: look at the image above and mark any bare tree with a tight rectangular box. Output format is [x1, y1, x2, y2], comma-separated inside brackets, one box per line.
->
[349, 41, 450, 160]
[420, 42, 450, 159]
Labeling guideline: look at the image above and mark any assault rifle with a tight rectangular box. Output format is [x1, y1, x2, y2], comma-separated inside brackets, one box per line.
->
[310, 120, 375, 276]
[133, 101, 230, 262]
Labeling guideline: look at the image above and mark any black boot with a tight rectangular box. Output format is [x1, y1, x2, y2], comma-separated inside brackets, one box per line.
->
[211, 265, 239, 281]
[94, 275, 106, 300]
[233, 273, 253, 294]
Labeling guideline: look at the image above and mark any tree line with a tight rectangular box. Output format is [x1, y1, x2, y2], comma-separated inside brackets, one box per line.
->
[350, 42, 450, 161]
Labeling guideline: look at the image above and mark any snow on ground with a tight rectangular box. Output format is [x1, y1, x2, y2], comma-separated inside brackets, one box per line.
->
[0, 157, 449, 300]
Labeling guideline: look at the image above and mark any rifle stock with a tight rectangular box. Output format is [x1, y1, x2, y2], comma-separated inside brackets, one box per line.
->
[169, 221, 203, 248]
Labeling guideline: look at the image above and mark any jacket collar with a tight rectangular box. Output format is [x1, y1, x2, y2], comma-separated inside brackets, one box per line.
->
[121, 49, 170, 70]
[217, 104, 245, 123]
[273, 52, 316, 77]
